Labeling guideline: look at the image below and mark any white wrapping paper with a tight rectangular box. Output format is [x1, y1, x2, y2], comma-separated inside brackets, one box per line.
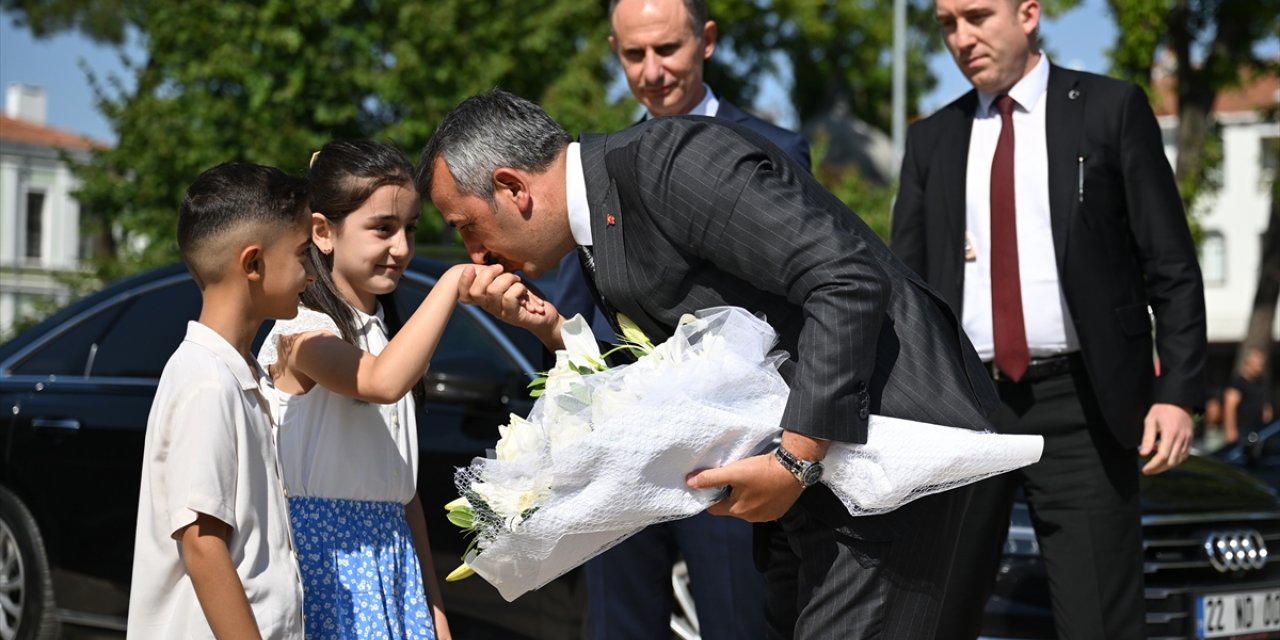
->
[455, 306, 1042, 601]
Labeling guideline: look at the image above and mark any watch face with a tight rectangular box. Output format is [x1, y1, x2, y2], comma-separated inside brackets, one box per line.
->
[800, 463, 823, 487]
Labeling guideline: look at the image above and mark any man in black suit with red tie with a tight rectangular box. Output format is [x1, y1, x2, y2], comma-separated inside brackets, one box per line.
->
[890, 0, 1207, 637]
[420, 89, 999, 638]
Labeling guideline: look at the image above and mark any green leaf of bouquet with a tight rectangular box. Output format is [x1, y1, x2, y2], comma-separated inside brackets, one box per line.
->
[446, 506, 475, 529]
[527, 376, 547, 388]
[530, 389, 544, 397]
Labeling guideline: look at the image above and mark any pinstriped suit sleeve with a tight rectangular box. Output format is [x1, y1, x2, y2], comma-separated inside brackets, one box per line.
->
[627, 119, 887, 443]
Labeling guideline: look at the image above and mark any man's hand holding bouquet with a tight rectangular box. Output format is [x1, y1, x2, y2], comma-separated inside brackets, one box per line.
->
[447, 266, 1043, 601]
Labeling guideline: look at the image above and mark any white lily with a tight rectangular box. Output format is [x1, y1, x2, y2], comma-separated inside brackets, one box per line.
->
[561, 314, 605, 371]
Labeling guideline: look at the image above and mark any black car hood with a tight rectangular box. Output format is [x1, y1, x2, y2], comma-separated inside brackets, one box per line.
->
[1140, 455, 1280, 515]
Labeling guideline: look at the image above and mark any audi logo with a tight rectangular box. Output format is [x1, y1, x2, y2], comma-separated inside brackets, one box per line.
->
[1203, 529, 1269, 573]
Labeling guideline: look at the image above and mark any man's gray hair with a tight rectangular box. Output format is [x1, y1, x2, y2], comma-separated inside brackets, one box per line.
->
[416, 90, 571, 202]
[608, 0, 708, 40]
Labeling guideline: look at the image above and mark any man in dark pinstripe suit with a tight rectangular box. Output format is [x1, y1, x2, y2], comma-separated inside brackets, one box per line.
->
[419, 89, 999, 638]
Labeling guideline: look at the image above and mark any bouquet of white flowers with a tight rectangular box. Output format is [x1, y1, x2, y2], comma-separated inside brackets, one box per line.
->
[444, 307, 1042, 602]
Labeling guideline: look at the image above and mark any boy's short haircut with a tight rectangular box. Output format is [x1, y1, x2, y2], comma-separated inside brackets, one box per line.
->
[178, 162, 309, 287]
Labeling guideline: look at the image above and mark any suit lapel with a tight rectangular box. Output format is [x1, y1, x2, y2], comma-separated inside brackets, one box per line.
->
[578, 134, 668, 342]
[943, 94, 978, 281]
[714, 99, 749, 124]
[1044, 65, 1084, 273]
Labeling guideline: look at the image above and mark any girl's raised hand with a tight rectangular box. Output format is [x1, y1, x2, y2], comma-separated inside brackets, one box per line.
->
[456, 264, 564, 351]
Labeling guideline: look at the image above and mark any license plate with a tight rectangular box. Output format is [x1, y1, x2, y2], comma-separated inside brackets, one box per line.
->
[1198, 590, 1280, 638]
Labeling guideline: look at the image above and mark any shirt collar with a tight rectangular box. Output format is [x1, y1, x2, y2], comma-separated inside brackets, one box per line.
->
[977, 53, 1050, 117]
[352, 302, 387, 335]
[184, 321, 263, 391]
[642, 84, 719, 120]
[566, 142, 593, 247]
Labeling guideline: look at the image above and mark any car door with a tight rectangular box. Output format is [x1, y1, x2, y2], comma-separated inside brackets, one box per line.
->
[1, 272, 201, 620]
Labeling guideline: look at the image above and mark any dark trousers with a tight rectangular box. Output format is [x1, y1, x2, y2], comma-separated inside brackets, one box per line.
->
[586, 511, 767, 640]
[764, 484, 971, 639]
[937, 370, 1145, 640]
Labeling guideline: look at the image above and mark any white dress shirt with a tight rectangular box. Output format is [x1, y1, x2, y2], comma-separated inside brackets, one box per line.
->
[963, 54, 1079, 361]
[567, 142, 593, 247]
[129, 321, 304, 639]
[642, 83, 720, 120]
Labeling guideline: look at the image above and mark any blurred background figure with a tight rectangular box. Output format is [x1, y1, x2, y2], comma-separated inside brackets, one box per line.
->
[1225, 347, 1274, 445]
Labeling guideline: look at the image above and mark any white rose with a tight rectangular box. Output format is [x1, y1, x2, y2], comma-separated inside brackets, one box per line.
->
[495, 413, 545, 462]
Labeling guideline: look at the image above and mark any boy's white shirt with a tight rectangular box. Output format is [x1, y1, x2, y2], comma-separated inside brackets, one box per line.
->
[127, 321, 304, 639]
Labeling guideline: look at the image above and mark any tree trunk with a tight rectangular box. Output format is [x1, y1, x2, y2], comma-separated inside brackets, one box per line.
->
[1170, 0, 1217, 214]
[1238, 179, 1280, 364]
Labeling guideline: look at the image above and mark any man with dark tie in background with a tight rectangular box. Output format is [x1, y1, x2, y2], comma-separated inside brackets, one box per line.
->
[891, 0, 1207, 637]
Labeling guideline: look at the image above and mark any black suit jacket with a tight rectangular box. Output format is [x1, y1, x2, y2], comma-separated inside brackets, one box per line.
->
[890, 65, 1207, 448]
[555, 99, 812, 340]
[577, 116, 997, 450]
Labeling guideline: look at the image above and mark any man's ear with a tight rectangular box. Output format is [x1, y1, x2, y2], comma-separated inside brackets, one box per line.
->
[608, 34, 619, 55]
[311, 212, 334, 255]
[493, 167, 532, 214]
[240, 244, 265, 282]
[1019, 0, 1041, 35]
[702, 20, 717, 60]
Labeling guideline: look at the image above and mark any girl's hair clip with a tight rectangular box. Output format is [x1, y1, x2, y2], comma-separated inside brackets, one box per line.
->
[309, 150, 321, 168]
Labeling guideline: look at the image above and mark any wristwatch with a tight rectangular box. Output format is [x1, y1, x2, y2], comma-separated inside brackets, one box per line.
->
[774, 445, 824, 488]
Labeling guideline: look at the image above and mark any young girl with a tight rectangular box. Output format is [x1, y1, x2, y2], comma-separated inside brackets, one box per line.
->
[258, 140, 467, 639]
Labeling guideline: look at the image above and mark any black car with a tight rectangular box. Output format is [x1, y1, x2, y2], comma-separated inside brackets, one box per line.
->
[3, 261, 1279, 640]
[0, 259, 585, 639]
[1214, 420, 1280, 490]
[981, 458, 1280, 639]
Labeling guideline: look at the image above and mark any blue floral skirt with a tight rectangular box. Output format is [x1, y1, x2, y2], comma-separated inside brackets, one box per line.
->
[288, 496, 436, 640]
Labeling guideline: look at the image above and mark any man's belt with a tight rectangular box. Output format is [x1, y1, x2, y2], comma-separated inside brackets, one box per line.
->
[987, 353, 1082, 383]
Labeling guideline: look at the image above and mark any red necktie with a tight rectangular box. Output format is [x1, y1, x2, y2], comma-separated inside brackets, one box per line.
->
[991, 95, 1029, 382]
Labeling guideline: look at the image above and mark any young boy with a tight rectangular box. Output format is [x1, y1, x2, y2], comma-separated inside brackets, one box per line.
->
[127, 162, 314, 638]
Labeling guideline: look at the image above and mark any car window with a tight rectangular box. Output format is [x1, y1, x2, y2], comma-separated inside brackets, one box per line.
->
[90, 280, 202, 378]
[12, 278, 201, 379]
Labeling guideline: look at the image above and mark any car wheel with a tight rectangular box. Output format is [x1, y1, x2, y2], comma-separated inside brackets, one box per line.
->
[669, 559, 700, 640]
[0, 486, 58, 640]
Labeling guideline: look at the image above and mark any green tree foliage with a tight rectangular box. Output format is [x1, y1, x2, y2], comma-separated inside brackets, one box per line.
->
[5, 1, 635, 277]
[1107, 0, 1280, 213]
[4, 0, 1099, 280]
[808, 132, 896, 243]
[705, 0, 1081, 131]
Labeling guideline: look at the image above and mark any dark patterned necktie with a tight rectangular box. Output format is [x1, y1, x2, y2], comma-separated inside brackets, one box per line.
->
[576, 245, 621, 335]
[990, 95, 1029, 382]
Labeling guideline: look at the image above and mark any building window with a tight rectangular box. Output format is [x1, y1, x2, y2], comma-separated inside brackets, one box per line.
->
[1200, 230, 1226, 286]
[25, 191, 45, 260]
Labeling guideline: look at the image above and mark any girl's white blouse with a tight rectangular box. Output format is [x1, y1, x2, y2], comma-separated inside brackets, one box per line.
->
[258, 305, 418, 504]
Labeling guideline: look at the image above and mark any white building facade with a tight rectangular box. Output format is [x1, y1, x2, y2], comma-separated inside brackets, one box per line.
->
[0, 84, 99, 338]
[1155, 73, 1280, 346]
